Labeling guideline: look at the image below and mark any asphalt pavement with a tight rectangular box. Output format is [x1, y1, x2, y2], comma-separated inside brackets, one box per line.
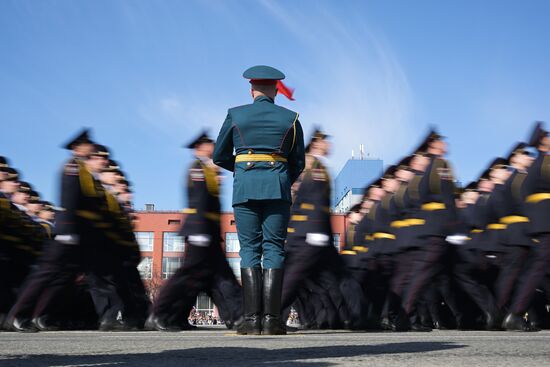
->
[1, 328, 549, 367]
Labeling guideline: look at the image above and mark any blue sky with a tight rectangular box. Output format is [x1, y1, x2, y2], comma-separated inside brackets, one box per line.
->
[1, 0, 550, 210]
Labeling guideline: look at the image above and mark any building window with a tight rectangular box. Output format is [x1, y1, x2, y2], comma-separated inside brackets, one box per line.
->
[225, 232, 240, 253]
[195, 292, 214, 313]
[163, 232, 185, 252]
[226, 258, 241, 281]
[162, 257, 183, 279]
[135, 232, 154, 252]
[333, 234, 341, 249]
[137, 257, 152, 279]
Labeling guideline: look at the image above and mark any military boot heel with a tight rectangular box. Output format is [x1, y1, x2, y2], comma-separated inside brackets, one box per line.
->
[237, 268, 262, 335]
[262, 268, 286, 335]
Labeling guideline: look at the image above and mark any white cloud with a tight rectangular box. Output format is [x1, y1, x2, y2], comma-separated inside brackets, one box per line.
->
[260, 1, 418, 171]
[137, 93, 228, 140]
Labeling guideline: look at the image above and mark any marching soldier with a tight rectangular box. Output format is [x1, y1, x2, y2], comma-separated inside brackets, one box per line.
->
[400, 130, 456, 328]
[7, 131, 123, 331]
[491, 145, 534, 315]
[504, 122, 550, 331]
[150, 132, 243, 331]
[281, 129, 366, 329]
[213, 65, 305, 335]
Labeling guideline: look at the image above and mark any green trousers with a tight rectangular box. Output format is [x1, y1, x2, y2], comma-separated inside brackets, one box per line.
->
[233, 199, 290, 269]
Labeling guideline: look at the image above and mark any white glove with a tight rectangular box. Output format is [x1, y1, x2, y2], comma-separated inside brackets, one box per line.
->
[306, 233, 330, 247]
[55, 234, 80, 245]
[446, 234, 468, 245]
[188, 234, 211, 247]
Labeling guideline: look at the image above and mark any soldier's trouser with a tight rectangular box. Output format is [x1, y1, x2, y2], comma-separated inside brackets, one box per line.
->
[233, 199, 290, 269]
[453, 247, 499, 316]
[154, 245, 242, 326]
[402, 237, 447, 315]
[510, 234, 550, 314]
[281, 245, 326, 311]
[494, 245, 530, 310]
[10, 242, 79, 320]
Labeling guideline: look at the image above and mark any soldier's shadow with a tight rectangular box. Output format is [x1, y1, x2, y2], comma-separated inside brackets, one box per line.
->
[0, 341, 465, 367]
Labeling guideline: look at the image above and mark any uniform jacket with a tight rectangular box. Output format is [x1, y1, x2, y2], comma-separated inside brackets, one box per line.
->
[213, 95, 305, 205]
[55, 157, 114, 250]
[494, 170, 531, 247]
[417, 155, 457, 237]
[180, 158, 221, 238]
[523, 151, 550, 235]
[287, 155, 332, 243]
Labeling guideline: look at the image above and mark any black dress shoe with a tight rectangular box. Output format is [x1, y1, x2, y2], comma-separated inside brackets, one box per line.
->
[502, 313, 539, 332]
[410, 323, 432, 332]
[226, 315, 244, 330]
[98, 318, 131, 332]
[33, 316, 60, 331]
[433, 321, 449, 330]
[11, 317, 38, 333]
[145, 316, 187, 332]
[485, 312, 503, 331]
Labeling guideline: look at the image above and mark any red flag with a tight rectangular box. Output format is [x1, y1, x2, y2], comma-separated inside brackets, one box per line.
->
[276, 80, 295, 101]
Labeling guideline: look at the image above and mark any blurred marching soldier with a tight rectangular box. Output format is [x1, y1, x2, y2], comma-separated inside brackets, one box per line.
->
[380, 154, 430, 331]
[7, 131, 123, 331]
[451, 165, 503, 329]
[213, 65, 305, 335]
[149, 132, 243, 331]
[99, 157, 149, 329]
[281, 129, 366, 330]
[348, 184, 382, 327]
[504, 122, 550, 331]
[489, 145, 535, 316]
[0, 169, 45, 327]
[340, 203, 367, 281]
[399, 131, 456, 329]
[369, 165, 420, 329]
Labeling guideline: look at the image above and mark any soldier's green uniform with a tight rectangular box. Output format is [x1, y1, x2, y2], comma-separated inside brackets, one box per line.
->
[213, 65, 305, 335]
[213, 66, 305, 269]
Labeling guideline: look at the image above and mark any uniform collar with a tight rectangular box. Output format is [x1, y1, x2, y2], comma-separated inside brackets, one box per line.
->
[14, 203, 27, 212]
[253, 95, 274, 104]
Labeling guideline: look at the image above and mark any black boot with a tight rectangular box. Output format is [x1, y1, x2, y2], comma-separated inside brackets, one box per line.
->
[237, 268, 262, 335]
[262, 268, 286, 335]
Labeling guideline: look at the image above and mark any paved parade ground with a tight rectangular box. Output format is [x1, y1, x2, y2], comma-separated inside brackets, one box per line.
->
[1, 328, 550, 367]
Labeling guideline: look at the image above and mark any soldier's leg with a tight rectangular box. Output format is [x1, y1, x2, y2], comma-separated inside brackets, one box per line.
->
[402, 237, 447, 315]
[281, 246, 323, 310]
[233, 202, 263, 334]
[209, 263, 243, 328]
[115, 263, 150, 328]
[509, 235, 550, 315]
[234, 202, 263, 269]
[152, 265, 209, 328]
[495, 245, 530, 311]
[260, 199, 290, 269]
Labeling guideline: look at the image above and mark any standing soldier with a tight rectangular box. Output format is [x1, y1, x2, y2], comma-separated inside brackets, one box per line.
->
[213, 65, 305, 335]
[149, 132, 243, 331]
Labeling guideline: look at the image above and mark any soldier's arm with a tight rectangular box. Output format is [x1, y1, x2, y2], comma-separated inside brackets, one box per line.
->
[213, 111, 235, 172]
[288, 119, 305, 183]
[55, 163, 81, 236]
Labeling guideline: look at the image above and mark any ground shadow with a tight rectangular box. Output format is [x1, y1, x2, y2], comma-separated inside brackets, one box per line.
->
[0, 341, 465, 367]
